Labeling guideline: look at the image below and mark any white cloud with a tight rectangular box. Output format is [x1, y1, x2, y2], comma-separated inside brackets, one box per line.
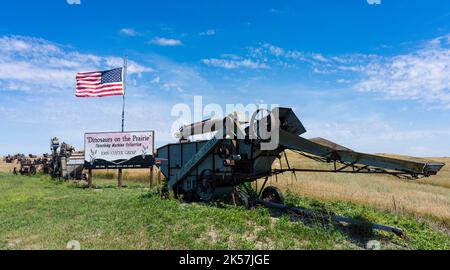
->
[269, 8, 280, 13]
[263, 43, 285, 57]
[220, 54, 241, 60]
[0, 36, 152, 93]
[230, 38, 450, 108]
[199, 29, 216, 36]
[354, 35, 450, 108]
[150, 76, 161, 84]
[120, 28, 139, 36]
[248, 43, 318, 66]
[201, 58, 269, 70]
[105, 56, 153, 74]
[367, 0, 381, 5]
[150, 37, 183, 46]
[312, 53, 329, 62]
[0, 36, 214, 155]
[66, 0, 81, 5]
[305, 115, 450, 156]
[147, 56, 212, 94]
[337, 79, 351, 84]
[269, 8, 286, 14]
[202, 43, 324, 70]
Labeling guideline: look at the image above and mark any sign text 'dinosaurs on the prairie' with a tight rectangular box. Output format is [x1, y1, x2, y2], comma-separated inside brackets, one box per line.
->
[84, 131, 155, 169]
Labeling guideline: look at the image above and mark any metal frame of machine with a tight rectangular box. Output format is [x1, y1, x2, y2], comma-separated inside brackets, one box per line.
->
[154, 107, 445, 237]
[48, 137, 86, 180]
[156, 107, 445, 206]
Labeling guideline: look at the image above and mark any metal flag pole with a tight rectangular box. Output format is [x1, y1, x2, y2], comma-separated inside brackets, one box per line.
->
[118, 56, 128, 187]
[121, 56, 128, 132]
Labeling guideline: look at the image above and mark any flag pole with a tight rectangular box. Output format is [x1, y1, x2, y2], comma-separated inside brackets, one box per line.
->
[118, 56, 128, 187]
[121, 55, 128, 132]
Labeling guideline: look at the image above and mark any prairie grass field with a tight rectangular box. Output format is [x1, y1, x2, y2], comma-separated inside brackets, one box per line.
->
[0, 153, 449, 250]
[0, 172, 449, 250]
[0, 161, 16, 173]
[267, 152, 450, 228]
[78, 152, 450, 229]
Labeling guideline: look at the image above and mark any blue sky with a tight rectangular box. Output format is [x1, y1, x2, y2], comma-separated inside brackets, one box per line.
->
[1, 0, 450, 157]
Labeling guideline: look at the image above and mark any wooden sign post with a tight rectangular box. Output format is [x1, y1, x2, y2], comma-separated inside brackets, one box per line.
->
[118, 169, 123, 187]
[149, 166, 154, 189]
[157, 169, 162, 193]
[87, 169, 93, 188]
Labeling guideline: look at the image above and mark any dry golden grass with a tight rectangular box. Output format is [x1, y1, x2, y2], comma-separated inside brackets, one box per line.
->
[0, 161, 17, 173]
[377, 154, 450, 189]
[0, 159, 161, 185]
[2, 153, 449, 226]
[88, 153, 450, 226]
[259, 151, 450, 226]
[92, 168, 162, 185]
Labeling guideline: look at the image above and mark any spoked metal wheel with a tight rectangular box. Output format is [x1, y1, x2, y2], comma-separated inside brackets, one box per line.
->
[196, 169, 216, 202]
[261, 186, 285, 204]
[228, 191, 251, 209]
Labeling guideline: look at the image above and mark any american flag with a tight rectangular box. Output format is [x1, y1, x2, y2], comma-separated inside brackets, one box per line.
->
[76, 68, 124, 98]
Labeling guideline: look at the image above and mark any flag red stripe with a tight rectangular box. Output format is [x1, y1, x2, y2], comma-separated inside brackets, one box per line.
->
[76, 84, 123, 90]
[76, 87, 122, 91]
[76, 76, 101, 81]
[78, 78, 101, 82]
[76, 93, 124, 98]
[76, 72, 101, 75]
[76, 71, 102, 75]
[76, 90, 124, 95]
[76, 81, 102, 86]
[75, 69, 124, 97]
[76, 83, 123, 90]
[76, 90, 124, 97]
[76, 73, 101, 78]
[77, 82, 122, 86]
[76, 81, 101, 85]
[76, 87, 124, 94]
[76, 84, 101, 87]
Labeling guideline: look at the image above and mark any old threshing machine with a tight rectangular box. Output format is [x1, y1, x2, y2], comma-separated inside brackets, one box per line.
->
[48, 137, 85, 180]
[156, 107, 445, 208]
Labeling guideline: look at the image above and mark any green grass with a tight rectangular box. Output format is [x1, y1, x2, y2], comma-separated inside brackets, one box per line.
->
[0, 173, 448, 250]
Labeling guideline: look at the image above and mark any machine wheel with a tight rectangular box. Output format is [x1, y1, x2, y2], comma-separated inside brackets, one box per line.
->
[228, 191, 251, 209]
[30, 165, 37, 176]
[196, 169, 216, 202]
[261, 186, 285, 204]
[160, 186, 170, 200]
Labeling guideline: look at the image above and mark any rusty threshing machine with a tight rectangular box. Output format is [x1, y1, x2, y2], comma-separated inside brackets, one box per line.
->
[155, 107, 445, 237]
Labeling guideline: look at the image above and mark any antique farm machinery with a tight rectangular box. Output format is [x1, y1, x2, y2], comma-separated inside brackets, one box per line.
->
[13, 156, 48, 176]
[9, 138, 86, 180]
[3, 154, 26, 164]
[155, 107, 445, 237]
[47, 137, 86, 180]
[156, 107, 444, 203]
